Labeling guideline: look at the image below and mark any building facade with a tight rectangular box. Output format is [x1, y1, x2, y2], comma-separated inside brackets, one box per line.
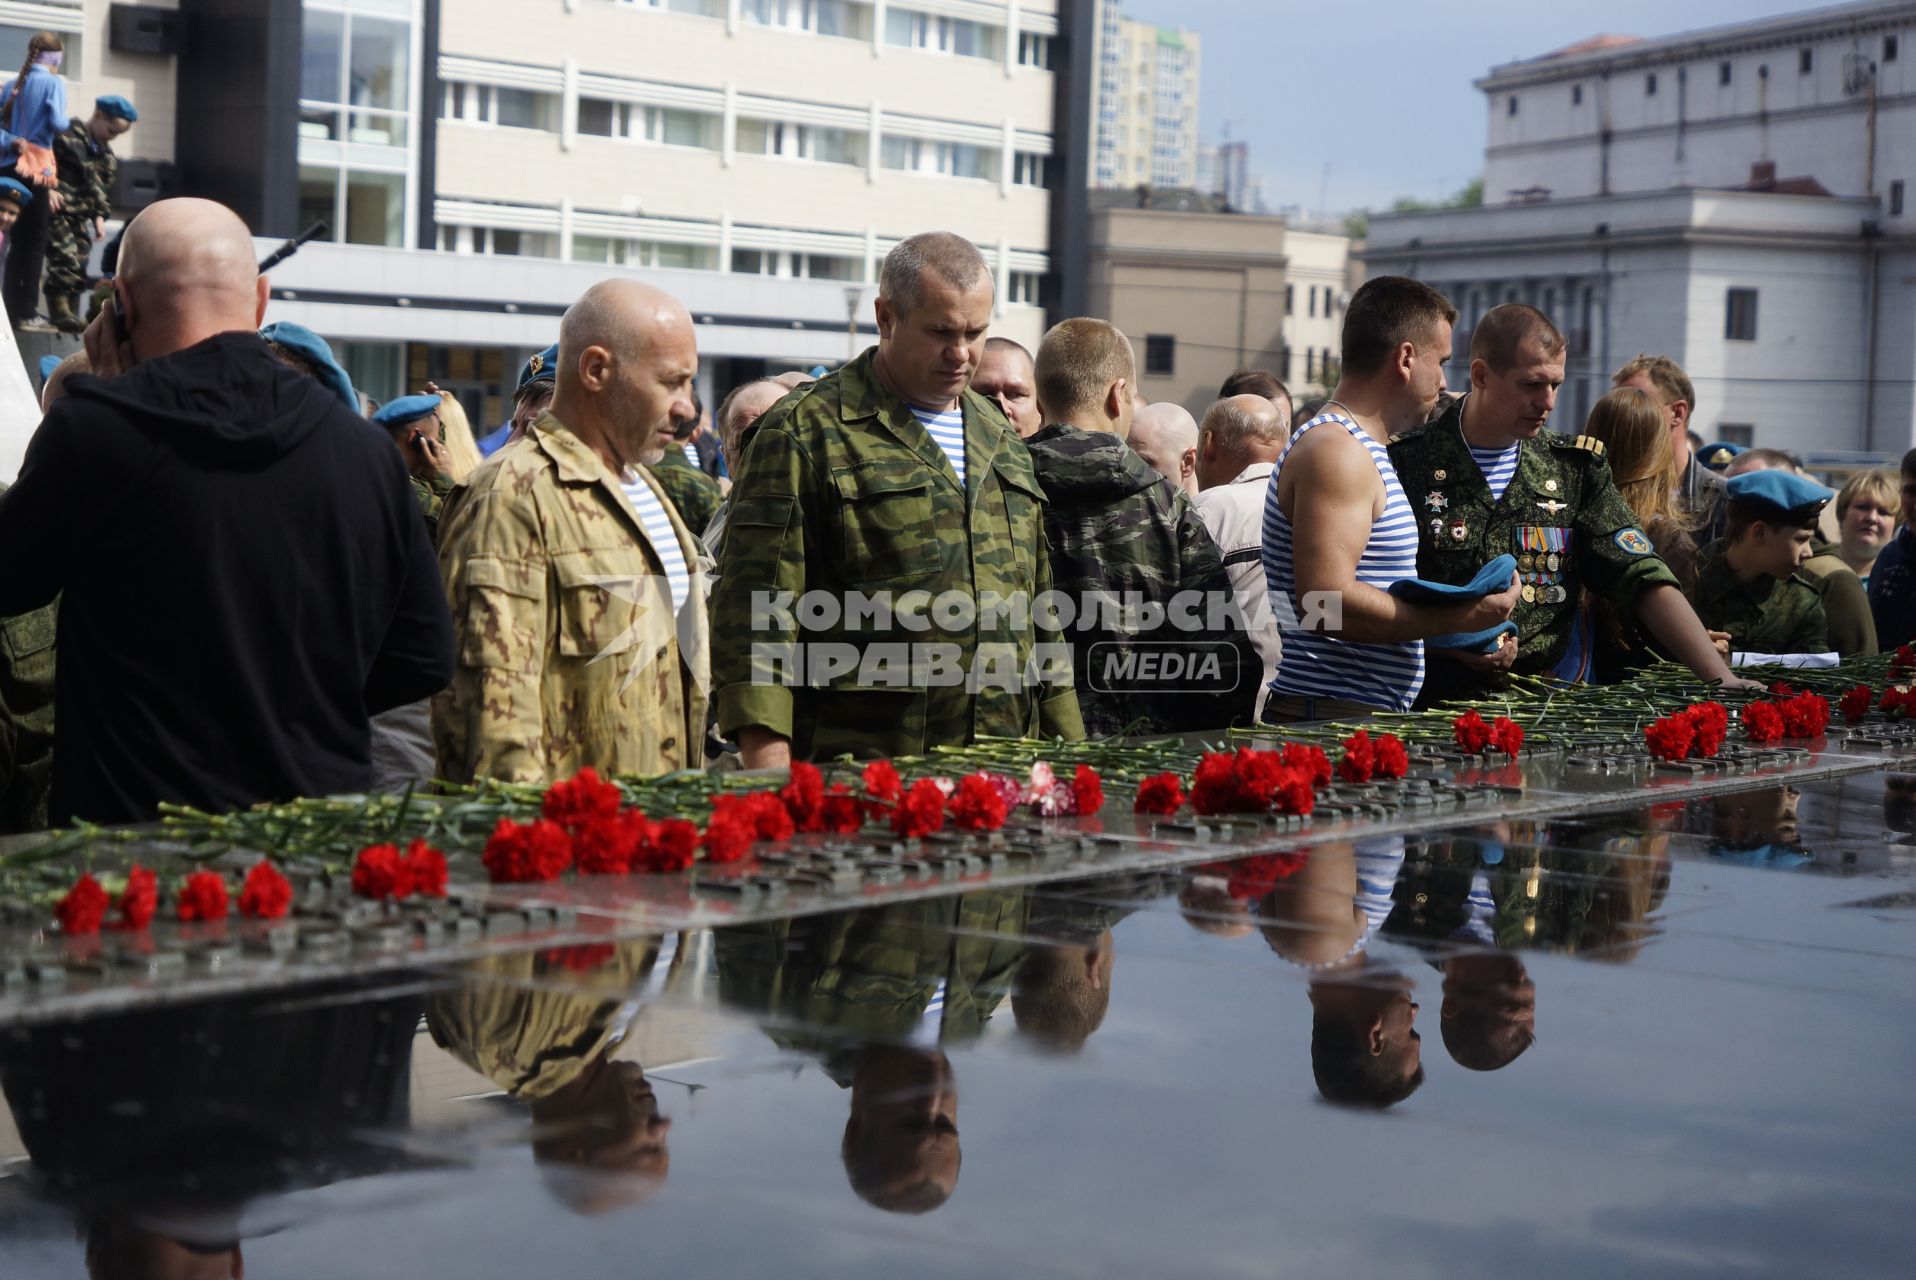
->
[31, 0, 1067, 427]
[1366, 2, 1916, 458]
[1091, 1, 1198, 190]
[1083, 196, 1285, 414]
[1278, 228, 1352, 394]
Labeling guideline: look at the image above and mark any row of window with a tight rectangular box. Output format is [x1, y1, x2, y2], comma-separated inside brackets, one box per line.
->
[1518, 31, 1902, 116]
[442, 81, 1048, 185]
[609, 0, 1053, 67]
[434, 220, 1047, 303]
[1283, 283, 1339, 319]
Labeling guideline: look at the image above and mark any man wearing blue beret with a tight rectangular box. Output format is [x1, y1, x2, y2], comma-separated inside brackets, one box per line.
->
[46, 94, 135, 333]
[1693, 469, 1832, 656]
[477, 341, 557, 457]
[371, 393, 455, 538]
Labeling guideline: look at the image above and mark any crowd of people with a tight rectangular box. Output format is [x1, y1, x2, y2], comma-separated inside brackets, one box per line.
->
[0, 195, 1911, 833]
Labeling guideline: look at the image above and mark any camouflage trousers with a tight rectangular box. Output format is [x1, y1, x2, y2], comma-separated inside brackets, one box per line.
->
[45, 211, 94, 295]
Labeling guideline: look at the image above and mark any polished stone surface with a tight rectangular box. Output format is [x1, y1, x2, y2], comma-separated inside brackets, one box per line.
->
[2, 770, 1913, 1277]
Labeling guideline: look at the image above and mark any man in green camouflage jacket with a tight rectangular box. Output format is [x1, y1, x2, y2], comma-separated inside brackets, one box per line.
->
[45, 96, 133, 334]
[647, 441, 720, 537]
[1388, 304, 1754, 705]
[1024, 317, 1253, 735]
[714, 233, 1083, 765]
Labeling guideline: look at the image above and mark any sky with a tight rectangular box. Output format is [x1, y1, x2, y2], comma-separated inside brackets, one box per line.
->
[1123, 0, 1835, 216]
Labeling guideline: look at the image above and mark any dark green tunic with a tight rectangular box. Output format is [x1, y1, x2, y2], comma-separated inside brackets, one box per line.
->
[1388, 399, 1679, 704]
[1694, 540, 1830, 656]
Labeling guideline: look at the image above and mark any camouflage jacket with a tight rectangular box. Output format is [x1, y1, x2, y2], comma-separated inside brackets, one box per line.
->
[411, 471, 455, 545]
[648, 446, 721, 538]
[1694, 540, 1830, 656]
[426, 939, 660, 1100]
[0, 590, 54, 833]
[1801, 542, 1877, 657]
[52, 118, 114, 223]
[1389, 399, 1680, 705]
[1023, 423, 1254, 735]
[711, 348, 1083, 759]
[713, 890, 1030, 1051]
[431, 412, 712, 785]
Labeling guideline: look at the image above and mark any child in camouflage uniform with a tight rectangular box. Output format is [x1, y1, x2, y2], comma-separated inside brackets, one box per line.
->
[46, 94, 134, 333]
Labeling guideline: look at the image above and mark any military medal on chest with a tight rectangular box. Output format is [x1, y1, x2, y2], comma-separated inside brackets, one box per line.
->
[1514, 525, 1573, 604]
[1425, 490, 1449, 512]
[1449, 516, 1469, 542]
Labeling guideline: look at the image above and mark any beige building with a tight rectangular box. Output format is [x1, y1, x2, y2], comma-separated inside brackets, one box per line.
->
[1084, 196, 1286, 414]
[1280, 227, 1356, 393]
[1092, 1, 1200, 190]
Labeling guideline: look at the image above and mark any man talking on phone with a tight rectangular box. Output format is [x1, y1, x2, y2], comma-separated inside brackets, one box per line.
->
[0, 197, 453, 825]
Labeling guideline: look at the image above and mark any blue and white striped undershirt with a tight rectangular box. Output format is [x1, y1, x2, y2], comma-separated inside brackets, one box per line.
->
[1468, 442, 1521, 502]
[1263, 411, 1425, 711]
[681, 441, 700, 468]
[909, 404, 967, 491]
[622, 470, 691, 615]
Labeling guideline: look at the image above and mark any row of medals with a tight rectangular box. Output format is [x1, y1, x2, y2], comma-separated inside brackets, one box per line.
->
[1519, 550, 1567, 605]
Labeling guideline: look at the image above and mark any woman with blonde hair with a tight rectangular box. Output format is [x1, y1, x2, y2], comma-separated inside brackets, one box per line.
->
[1580, 386, 1711, 681]
[433, 390, 484, 482]
[1831, 468, 1897, 586]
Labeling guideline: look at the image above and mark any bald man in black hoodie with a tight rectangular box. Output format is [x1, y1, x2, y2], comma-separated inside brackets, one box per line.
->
[0, 198, 452, 825]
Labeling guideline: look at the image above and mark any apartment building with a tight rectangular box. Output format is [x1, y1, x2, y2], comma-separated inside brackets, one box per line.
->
[26, 0, 1068, 427]
[1091, 1, 1198, 190]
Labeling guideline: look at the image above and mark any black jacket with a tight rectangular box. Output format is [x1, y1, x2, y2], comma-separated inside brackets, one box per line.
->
[0, 331, 453, 825]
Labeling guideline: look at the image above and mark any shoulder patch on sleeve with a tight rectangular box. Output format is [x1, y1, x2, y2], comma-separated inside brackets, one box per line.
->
[1554, 433, 1606, 457]
[1614, 527, 1653, 556]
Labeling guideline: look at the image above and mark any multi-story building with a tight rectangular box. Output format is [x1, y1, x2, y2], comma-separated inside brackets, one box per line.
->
[1277, 227, 1353, 394]
[1091, 2, 1198, 191]
[1196, 138, 1256, 211]
[1365, 1, 1916, 457]
[20, 0, 1068, 431]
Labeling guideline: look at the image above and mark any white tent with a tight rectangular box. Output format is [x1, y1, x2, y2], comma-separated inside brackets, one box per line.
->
[0, 322, 45, 483]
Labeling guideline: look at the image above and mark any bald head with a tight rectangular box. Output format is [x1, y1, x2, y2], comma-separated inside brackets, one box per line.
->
[115, 198, 266, 360]
[40, 350, 89, 412]
[553, 279, 699, 473]
[717, 377, 788, 470]
[1129, 402, 1201, 496]
[1197, 394, 1288, 489]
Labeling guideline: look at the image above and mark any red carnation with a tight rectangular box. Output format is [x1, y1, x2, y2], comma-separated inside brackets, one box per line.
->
[714, 792, 795, 844]
[238, 860, 293, 920]
[1069, 765, 1104, 816]
[893, 778, 948, 837]
[1644, 713, 1697, 762]
[352, 843, 407, 899]
[644, 818, 700, 872]
[948, 773, 1010, 831]
[1337, 731, 1376, 783]
[117, 864, 158, 930]
[702, 809, 756, 864]
[541, 767, 623, 831]
[573, 812, 636, 874]
[404, 840, 450, 897]
[55, 873, 110, 936]
[819, 784, 866, 834]
[1769, 681, 1795, 698]
[1779, 691, 1830, 739]
[1281, 743, 1331, 788]
[177, 870, 229, 922]
[1687, 702, 1729, 757]
[1840, 685, 1873, 724]
[481, 818, 574, 884]
[781, 762, 825, 831]
[1373, 734, 1409, 779]
[1488, 716, 1524, 755]
[1134, 772, 1185, 815]
[1232, 749, 1289, 807]
[1896, 644, 1915, 672]
[862, 760, 903, 805]
[1189, 751, 1238, 815]
[1743, 701, 1785, 744]
[1453, 710, 1492, 753]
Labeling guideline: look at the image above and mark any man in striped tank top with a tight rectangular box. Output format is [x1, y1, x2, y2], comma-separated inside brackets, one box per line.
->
[1262, 278, 1520, 721]
[433, 279, 712, 785]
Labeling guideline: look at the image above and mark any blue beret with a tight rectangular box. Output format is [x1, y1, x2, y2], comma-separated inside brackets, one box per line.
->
[95, 95, 137, 122]
[517, 342, 558, 392]
[0, 177, 32, 206]
[1725, 469, 1833, 522]
[37, 354, 59, 383]
[371, 393, 442, 428]
[1699, 441, 1746, 471]
[259, 321, 357, 411]
[1388, 554, 1518, 604]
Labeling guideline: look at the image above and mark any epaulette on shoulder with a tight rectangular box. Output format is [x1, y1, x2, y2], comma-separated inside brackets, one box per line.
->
[1387, 420, 1433, 446]
[1551, 432, 1606, 458]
